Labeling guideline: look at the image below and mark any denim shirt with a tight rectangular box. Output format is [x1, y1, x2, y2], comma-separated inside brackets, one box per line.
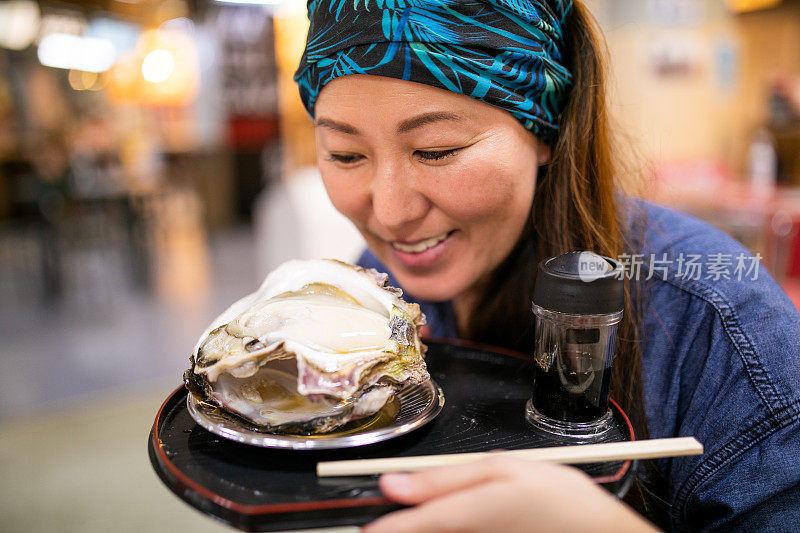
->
[358, 201, 800, 532]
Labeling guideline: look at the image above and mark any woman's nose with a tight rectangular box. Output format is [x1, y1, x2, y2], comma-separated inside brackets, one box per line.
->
[370, 160, 429, 230]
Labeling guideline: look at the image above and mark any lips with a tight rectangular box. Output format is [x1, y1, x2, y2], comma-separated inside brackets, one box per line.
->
[391, 231, 452, 254]
[388, 231, 455, 269]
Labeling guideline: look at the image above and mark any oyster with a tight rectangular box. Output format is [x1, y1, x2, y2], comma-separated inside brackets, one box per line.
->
[184, 259, 428, 434]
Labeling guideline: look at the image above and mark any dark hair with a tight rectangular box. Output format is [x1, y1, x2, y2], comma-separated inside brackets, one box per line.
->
[463, 0, 657, 517]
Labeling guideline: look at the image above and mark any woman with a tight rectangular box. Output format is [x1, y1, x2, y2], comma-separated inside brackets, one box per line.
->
[294, 1, 800, 531]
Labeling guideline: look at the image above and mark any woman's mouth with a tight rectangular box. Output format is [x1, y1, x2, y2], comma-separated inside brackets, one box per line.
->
[390, 231, 455, 268]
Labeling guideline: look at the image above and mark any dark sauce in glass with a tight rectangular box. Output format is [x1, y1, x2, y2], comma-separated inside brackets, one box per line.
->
[531, 360, 612, 423]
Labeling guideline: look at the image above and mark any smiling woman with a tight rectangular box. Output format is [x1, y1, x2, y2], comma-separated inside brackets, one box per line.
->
[293, 1, 800, 531]
[314, 76, 546, 328]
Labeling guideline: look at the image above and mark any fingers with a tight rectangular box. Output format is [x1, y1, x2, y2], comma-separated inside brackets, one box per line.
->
[363, 481, 513, 533]
[377, 456, 561, 505]
[365, 468, 654, 533]
[377, 458, 505, 505]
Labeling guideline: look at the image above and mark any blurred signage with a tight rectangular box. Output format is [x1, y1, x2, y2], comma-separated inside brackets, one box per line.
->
[647, 38, 700, 78]
[213, 5, 279, 146]
[215, 0, 289, 6]
[216, 0, 278, 4]
[714, 36, 739, 94]
[610, 0, 709, 28]
[228, 116, 279, 148]
[648, 0, 701, 25]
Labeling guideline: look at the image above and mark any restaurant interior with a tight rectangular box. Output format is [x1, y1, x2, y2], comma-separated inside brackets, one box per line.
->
[1, 0, 799, 531]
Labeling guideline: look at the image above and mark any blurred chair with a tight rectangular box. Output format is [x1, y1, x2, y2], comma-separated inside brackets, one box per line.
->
[0, 158, 155, 309]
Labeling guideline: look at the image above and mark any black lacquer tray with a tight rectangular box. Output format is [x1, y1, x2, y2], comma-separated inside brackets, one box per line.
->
[149, 340, 636, 532]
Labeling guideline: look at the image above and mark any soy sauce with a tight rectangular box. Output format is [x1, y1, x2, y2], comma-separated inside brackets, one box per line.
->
[531, 357, 612, 423]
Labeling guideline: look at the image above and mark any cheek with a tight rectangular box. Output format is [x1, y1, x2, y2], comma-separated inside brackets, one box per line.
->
[434, 157, 536, 221]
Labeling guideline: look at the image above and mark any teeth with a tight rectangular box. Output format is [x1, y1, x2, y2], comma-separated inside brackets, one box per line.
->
[392, 232, 450, 254]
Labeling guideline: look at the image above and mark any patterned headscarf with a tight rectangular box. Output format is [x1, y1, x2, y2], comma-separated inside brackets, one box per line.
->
[294, 0, 574, 142]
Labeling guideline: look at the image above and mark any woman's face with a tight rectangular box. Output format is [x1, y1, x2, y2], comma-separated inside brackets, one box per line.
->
[314, 75, 549, 306]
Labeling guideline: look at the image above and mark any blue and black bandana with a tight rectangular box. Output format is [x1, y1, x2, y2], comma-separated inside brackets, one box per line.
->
[294, 0, 574, 142]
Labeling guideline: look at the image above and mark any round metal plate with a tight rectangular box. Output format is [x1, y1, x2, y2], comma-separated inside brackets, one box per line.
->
[186, 380, 445, 450]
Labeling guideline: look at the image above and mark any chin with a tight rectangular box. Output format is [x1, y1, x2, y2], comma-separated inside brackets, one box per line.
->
[366, 244, 468, 302]
[392, 272, 465, 303]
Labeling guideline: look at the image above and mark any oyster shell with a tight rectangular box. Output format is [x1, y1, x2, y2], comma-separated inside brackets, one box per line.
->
[184, 259, 428, 433]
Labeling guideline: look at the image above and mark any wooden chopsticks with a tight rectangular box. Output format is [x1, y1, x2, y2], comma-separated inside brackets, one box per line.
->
[317, 437, 703, 477]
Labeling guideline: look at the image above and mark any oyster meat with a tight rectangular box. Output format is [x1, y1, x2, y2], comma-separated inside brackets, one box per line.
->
[184, 259, 429, 433]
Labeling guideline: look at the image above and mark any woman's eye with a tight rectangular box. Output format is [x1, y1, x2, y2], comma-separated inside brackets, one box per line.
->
[326, 153, 363, 164]
[415, 148, 460, 161]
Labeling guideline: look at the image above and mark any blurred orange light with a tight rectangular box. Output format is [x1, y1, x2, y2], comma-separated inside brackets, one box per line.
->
[68, 69, 103, 91]
[107, 53, 141, 102]
[137, 28, 198, 106]
[107, 28, 199, 106]
[726, 0, 782, 13]
[142, 49, 175, 83]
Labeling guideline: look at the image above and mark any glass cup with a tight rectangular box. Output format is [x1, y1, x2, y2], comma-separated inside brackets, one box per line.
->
[524, 252, 623, 442]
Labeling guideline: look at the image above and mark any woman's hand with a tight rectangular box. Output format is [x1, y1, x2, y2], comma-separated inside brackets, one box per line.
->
[362, 457, 658, 533]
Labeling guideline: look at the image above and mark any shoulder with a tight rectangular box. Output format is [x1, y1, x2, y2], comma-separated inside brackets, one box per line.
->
[633, 199, 760, 268]
[629, 200, 800, 530]
[633, 200, 800, 411]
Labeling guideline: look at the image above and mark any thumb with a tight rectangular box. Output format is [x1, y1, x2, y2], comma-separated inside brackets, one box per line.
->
[378, 457, 526, 505]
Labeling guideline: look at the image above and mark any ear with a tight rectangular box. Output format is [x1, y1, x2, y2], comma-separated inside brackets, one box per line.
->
[536, 138, 552, 166]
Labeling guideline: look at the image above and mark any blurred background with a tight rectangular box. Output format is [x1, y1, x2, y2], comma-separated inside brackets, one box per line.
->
[0, 0, 798, 531]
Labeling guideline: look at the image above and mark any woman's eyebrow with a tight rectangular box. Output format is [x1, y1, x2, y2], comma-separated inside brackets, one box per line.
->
[315, 112, 463, 136]
[315, 118, 361, 135]
[397, 112, 462, 133]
